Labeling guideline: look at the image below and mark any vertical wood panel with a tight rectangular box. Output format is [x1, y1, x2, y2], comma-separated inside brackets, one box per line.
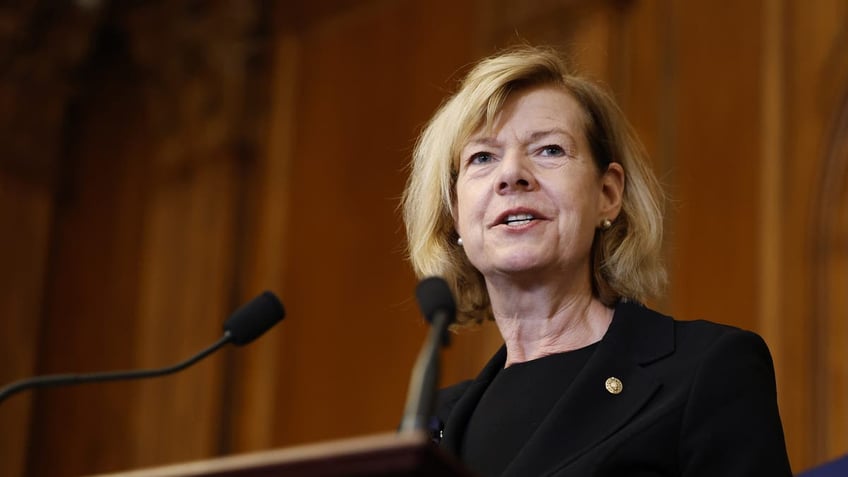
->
[28, 76, 148, 477]
[818, 132, 848, 461]
[784, 0, 848, 468]
[0, 6, 98, 476]
[814, 50, 848, 463]
[667, 0, 763, 333]
[758, 0, 785, 391]
[19, 2, 259, 474]
[619, 0, 666, 167]
[130, 156, 240, 466]
[267, 0, 476, 447]
[0, 174, 53, 477]
[619, 0, 677, 315]
[228, 31, 301, 454]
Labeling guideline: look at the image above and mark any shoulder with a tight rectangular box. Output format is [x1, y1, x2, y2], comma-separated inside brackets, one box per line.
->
[677, 318, 770, 360]
[676, 320, 778, 402]
[619, 303, 791, 473]
[613, 301, 780, 403]
[618, 300, 779, 400]
[613, 300, 772, 366]
[670, 313, 775, 379]
[670, 323, 790, 472]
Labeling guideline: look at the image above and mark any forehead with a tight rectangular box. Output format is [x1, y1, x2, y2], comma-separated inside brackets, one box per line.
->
[468, 85, 587, 144]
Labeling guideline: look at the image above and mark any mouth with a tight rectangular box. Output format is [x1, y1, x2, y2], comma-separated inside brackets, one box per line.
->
[503, 213, 536, 226]
[492, 209, 546, 228]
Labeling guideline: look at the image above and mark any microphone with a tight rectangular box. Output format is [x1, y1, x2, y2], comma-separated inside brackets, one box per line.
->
[224, 291, 286, 345]
[0, 291, 285, 404]
[399, 276, 456, 433]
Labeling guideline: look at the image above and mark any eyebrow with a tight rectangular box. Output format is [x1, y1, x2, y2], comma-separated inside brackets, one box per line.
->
[464, 128, 576, 149]
[464, 136, 500, 148]
[526, 128, 575, 144]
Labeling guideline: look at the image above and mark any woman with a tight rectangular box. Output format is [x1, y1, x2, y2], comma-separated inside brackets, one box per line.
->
[401, 46, 792, 476]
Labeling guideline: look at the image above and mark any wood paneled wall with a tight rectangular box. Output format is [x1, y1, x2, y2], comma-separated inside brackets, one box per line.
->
[1, 1, 846, 475]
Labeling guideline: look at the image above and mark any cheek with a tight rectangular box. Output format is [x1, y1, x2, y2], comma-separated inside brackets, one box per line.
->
[556, 174, 601, 210]
[454, 203, 475, 239]
[453, 182, 479, 234]
[453, 206, 464, 236]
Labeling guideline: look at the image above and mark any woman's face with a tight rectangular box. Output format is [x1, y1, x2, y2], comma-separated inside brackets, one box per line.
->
[454, 85, 623, 284]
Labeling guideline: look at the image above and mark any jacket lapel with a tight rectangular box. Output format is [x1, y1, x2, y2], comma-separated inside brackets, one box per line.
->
[442, 301, 676, 476]
[504, 301, 675, 476]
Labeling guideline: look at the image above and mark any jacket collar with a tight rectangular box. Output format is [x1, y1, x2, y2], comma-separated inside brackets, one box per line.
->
[440, 300, 675, 476]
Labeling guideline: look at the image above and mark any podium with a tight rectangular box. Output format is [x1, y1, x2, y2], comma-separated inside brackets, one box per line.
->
[89, 431, 475, 477]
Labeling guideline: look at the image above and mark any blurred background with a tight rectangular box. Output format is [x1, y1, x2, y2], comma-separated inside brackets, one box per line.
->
[1, 0, 846, 475]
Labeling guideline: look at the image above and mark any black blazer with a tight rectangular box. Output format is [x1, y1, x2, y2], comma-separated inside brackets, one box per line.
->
[433, 301, 792, 476]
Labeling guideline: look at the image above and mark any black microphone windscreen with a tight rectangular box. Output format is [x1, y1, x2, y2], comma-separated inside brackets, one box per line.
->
[415, 277, 456, 324]
[223, 291, 285, 346]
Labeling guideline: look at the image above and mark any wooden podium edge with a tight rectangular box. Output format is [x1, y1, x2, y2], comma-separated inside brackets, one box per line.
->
[87, 431, 468, 477]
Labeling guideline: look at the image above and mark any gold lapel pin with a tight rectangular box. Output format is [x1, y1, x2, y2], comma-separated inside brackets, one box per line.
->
[605, 377, 623, 395]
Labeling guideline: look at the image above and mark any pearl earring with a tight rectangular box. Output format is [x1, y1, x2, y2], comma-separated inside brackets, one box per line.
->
[600, 219, 612, 230]
[457, 237, 463, 246]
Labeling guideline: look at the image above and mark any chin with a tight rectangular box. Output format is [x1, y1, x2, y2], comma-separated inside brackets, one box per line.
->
[471, 247, 554, 276]
[491, 256, 549, 275]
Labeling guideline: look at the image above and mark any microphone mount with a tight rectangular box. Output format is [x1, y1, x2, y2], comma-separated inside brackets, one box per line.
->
[0, 291, 284, 405]
[399, 277, 456, 433]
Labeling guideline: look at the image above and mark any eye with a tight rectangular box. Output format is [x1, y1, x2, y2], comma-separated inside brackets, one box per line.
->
[539, 144, 565, 157]
[469, 151, 495, 164]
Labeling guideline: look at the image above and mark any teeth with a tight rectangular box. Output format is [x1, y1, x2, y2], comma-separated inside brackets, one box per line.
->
[505, 213, 534, 225]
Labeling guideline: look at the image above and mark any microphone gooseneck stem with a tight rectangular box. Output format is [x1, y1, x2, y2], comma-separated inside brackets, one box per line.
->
[0, 333, 233, 404]
[400, 311, 450, 433]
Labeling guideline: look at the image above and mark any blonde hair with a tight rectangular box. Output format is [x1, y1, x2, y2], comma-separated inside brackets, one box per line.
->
[402, 45, 666, 327]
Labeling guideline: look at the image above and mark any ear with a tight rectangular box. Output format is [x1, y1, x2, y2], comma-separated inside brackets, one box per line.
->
[599, 162, 624, 221]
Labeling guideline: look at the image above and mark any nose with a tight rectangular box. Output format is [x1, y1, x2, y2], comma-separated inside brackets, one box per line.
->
[497, 152, 537, 194]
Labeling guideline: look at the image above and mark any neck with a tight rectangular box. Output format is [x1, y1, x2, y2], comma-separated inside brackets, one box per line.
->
[486, 276, 613, 368]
